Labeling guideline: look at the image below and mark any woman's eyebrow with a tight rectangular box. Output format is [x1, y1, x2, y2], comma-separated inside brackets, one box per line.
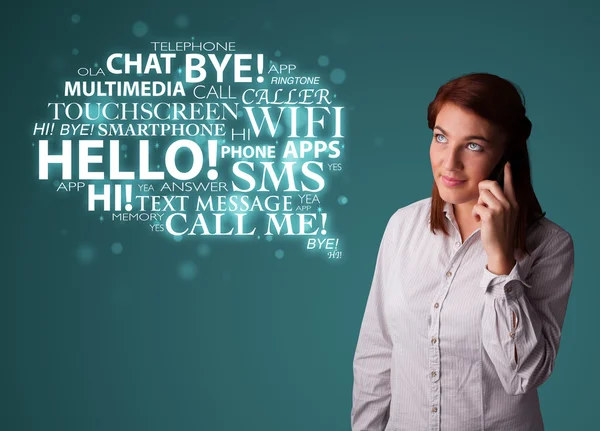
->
[434, 125, 491, 143]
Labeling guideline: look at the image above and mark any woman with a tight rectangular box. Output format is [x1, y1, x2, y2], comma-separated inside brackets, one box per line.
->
[351, 73, 575, 431]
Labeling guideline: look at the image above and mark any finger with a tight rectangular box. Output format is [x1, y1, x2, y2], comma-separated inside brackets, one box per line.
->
[478, 188, 491, 207]
[479, 179, 510, 209]
[478, 189, 505, 211]
[477, 180, 490, 207]
[472, 203, 491, 222]
[503, 162, 518, 208]
[472, 203, 481, 222]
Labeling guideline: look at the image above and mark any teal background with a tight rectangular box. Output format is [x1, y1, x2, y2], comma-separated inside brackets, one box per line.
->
[3, 0, 598, 429]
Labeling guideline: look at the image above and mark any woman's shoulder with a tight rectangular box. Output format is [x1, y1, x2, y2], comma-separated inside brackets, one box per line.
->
[525, 215, 574, 259]
[531, 216, 571, 236]
[528, 215, 572, 241]
[384, 197, 431, 233]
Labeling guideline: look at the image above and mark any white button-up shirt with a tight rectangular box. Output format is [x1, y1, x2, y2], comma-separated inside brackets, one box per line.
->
[351, 197, 575, 431]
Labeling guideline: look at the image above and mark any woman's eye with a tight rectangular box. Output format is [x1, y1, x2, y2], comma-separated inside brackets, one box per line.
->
[467, 142, 483, 152]
[434, 134, 483, 152]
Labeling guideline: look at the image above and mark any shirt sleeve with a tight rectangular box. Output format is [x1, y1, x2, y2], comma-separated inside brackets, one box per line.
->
[480, 230, 575, 396]
[351, 213, 398, 431]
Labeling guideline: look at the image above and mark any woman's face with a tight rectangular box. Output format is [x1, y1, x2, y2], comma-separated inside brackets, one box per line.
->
[430, 102, 506, 205]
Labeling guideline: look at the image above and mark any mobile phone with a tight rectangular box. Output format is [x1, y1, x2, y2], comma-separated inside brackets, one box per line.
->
[488, 157, 507, 189]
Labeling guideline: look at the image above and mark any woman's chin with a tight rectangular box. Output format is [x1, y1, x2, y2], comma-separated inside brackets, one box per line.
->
[438, 186, 477, 203]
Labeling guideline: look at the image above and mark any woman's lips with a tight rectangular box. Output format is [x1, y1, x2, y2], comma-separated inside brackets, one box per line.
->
[442, 175, 466, 186]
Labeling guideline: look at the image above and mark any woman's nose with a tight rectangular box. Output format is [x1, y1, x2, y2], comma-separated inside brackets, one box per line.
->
[443, 150, 463, 170]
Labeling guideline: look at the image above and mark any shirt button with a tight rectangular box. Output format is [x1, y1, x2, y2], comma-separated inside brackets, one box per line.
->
[454, 241, 461, 248]
[446, 271, 452, 277]
[505, 286, 513, 293]
[431, 371, 437, 377]
[432, 406, 438, 413]
[434, 303, 439, 308]
[431, 337, 437, 344]
[509, 331, 515, 338]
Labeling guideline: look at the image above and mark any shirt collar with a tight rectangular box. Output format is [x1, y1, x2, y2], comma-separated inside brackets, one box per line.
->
[442, 200, 454, 221]
[441, 200, 482, 241]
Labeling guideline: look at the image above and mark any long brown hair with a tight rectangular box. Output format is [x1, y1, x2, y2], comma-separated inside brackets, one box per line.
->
[428, 72, 545, 257]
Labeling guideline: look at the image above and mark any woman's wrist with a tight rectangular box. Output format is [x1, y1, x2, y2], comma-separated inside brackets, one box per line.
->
[487, 255, 516, 276]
